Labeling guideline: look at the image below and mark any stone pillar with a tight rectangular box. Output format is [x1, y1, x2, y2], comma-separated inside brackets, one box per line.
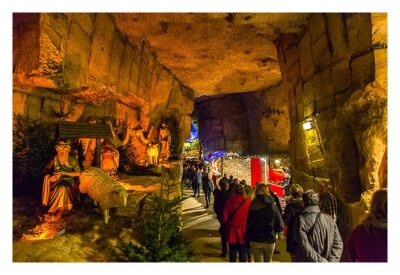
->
[275, 13, 387, 235]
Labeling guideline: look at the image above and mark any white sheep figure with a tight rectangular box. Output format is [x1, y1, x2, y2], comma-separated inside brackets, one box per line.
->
[79, 167, 128, 224]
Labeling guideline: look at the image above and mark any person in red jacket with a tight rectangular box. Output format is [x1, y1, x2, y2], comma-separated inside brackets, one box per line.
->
[223, 184, 251, 262]
[347, 188, 387, 262]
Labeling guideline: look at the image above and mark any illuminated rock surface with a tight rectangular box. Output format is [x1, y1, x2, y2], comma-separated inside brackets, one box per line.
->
[13, 174, 163, 262]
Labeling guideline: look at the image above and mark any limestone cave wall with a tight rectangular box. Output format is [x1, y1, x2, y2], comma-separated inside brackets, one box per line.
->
[13, 13, 194, 195]
[275, 13, 387, 238]
[196, 84, 290, 155]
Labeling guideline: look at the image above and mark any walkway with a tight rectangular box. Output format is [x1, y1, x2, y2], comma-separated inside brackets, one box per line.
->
[181, 188, 291, 263]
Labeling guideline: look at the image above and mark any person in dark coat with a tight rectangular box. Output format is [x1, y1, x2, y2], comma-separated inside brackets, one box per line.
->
[347, 188, 387, 262]
[245, 183, 284, 262]
[283, 184, 304, 261]
[228, 178, 239, 196]
[268, 185, 282, 215]
[190, 165, 197, 195]
[294, 190, 343, 262]
[183, 164, 193, 188]
[193, 167, 202, 197]
[202, 171, 214, 208]
[218, 173, 229, 188]
[213, 181, 231, 257]
[223, 184, 251, 262]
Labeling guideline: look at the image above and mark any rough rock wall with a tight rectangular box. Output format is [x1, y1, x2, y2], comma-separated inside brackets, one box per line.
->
[276, 13, 387, 235]
[196, 84, 290, 155]
[13, 13, 194, 165]
[114, 13, 311, 96]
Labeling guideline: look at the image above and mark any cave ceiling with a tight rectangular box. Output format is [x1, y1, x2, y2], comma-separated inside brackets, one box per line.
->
[113, 13, 311, 97]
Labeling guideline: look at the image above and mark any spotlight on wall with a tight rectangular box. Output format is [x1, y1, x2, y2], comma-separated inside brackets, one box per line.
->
[302, 121, 313, 130]
[274, 159, 281, 164]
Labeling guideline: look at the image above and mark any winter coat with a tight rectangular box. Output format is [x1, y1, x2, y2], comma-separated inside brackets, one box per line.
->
[213, 189, 230, 222]
[283, 199, 303, 254]
[245, 195, 284, 244]
[218, 176, 228, 188]
[202, 173, 214, 193]
[294, 205, 343, 262]
[223, 194, 251, 244]
[185, 168, 194, 182]
[347, 224, 387, 262]
[194, 171, 202, 185]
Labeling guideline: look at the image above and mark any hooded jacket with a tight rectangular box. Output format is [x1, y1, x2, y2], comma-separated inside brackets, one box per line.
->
[245, 195, 284, 243]
[283, 198, 303, 254]
[223, 194, 251, 244]
[294, 205, 343, 262]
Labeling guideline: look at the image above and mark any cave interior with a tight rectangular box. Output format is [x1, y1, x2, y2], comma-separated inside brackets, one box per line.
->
[12, 13, 387, 262]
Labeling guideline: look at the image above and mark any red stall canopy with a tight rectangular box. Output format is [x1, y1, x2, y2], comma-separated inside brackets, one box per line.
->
[269, 167, 285, 182]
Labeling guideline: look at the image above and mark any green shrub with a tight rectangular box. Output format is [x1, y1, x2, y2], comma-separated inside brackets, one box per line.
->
[13, 114, 55, 197]
[117, 193, 196, 262]
[117, 167, 196, 262]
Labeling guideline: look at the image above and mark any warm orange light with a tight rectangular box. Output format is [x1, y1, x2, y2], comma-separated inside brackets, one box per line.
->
[21, 220, 65, 241]
[118, 180, 161, 192]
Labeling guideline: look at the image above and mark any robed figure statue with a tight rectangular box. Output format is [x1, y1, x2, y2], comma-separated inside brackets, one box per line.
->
[42, 140, 81, 219]
[158, 122, 171, 163]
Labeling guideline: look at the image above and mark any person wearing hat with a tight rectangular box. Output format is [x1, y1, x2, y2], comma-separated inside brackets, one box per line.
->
[42, 140, 81, 219]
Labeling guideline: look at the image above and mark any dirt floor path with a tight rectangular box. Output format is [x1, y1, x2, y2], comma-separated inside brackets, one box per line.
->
[181, 187, 291, 263]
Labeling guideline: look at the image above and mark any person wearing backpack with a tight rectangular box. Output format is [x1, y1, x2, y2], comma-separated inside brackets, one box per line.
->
[294, 189, 343, 262]
[245, 183, 284, 262]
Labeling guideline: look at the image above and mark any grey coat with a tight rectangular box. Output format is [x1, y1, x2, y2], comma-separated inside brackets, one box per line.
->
[294, 205, 343, 262]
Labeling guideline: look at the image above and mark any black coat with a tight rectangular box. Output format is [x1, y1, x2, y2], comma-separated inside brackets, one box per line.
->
[283, 200, 303, 254]
[294, 205, 343, 262]
[245, 195, 284, 244]
[213, 189, 230, 222]
[201, 173, 214, 193]
[218, 176, 228, 189]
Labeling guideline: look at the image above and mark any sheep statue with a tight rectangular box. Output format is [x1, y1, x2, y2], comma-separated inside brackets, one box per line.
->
[79, 167, 128, 224]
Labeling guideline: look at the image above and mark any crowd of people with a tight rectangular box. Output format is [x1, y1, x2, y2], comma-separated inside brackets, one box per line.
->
[182, 163, 387, 263]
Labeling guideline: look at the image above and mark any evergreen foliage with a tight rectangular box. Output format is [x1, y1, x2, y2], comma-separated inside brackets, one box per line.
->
[117, 167, 196, 262]
[13, 114, 55, 197]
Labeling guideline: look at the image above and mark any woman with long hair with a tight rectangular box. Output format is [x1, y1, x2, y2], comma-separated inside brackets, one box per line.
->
[223, 184, 251, 262]
[347, 188, 387, 262]
[245, 183, 284, 262]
